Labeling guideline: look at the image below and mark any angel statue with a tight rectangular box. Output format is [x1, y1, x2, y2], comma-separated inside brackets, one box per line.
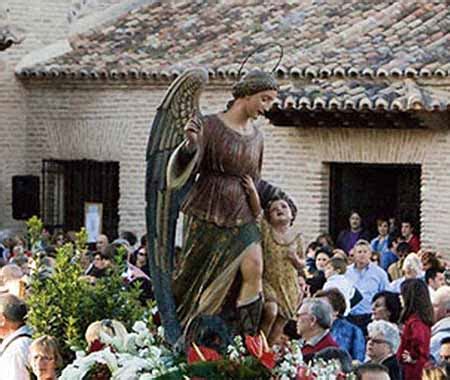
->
[146, 49, 295, 347]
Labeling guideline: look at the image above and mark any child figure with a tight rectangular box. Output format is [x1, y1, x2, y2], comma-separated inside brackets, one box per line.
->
[323, 257, 357, 316]
[242, 176, 304, 345]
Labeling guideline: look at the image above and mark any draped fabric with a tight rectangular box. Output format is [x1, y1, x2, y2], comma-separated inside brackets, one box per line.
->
[170, 114, 263, 329]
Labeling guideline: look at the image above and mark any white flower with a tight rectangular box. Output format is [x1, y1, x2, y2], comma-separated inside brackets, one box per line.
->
[124, 333, 138, 353]
[133, 321, 147, 333]
[157, 326, 165, 338]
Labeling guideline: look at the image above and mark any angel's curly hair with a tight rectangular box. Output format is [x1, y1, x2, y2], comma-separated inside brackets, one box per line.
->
[231, 69, 279, 99]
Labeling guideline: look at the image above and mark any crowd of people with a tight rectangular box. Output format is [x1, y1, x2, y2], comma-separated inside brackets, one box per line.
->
[274, 210, 450, 380]
[0, 229, 153, 380]
[0, 208, 449, 379]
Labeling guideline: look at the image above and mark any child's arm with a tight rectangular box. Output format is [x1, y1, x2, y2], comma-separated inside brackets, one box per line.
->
[242, 175, 262, 218]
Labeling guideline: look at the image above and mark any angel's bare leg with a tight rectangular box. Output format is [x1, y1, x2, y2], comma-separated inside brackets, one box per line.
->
[236, 243, 264, 335]
[238, 243, 263, 302]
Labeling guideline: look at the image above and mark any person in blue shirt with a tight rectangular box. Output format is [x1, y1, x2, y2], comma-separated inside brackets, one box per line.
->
[345, 239, 390, 335]
[379, 235, 400, 273]
[315, 288, 366, 362]
[370, 218, 390, 257]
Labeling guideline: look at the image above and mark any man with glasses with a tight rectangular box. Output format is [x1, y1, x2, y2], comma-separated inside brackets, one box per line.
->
[296, 298, 339, 363]
[366, 320, 402, 380]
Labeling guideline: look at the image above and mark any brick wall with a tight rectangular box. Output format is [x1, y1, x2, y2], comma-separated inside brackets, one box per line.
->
[0, 0, 72, 234]
[0, 0, 130, 235]
[21, 81, 450, 257]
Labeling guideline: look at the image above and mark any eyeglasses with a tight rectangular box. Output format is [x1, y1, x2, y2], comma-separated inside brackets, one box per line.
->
[368, 337, 389, 345]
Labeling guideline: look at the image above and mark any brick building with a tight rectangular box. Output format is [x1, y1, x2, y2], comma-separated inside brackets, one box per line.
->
[1, 1, 449, 253]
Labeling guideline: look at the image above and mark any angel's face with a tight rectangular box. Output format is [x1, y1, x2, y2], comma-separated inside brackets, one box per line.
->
[245, 90, 277, 119]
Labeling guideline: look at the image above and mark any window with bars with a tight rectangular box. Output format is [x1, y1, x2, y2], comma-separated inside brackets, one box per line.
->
[42, 159, 120, 239]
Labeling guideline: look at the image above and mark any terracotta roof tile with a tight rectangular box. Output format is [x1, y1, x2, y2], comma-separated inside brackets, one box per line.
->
[274, 79, 449, 112]
[16, 0, 449, 80]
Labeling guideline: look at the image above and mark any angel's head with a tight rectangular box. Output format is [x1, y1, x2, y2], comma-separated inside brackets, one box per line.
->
[229, 70, 278, 119]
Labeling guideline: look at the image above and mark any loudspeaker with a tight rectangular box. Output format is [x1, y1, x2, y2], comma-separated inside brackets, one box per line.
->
[12, 175, 40, 220]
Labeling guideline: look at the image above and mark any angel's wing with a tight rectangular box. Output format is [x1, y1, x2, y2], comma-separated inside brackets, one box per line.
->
[145, 68, 208, 345]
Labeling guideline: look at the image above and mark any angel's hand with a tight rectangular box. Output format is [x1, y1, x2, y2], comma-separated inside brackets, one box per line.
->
[184, 115, 202, 147]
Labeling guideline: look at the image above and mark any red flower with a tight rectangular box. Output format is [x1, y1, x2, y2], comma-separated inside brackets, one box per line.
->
[245, 335, 264, 358]
[187, 343, 222, 364]
[88, 339, 106, 353]
[244, 334, 276, 369]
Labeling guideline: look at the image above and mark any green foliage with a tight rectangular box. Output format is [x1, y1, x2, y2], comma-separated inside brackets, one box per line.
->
[26, 215, 43, 252]
[75, 227, 88, 253]
[155, 357, 271, 380]
[27, 231, 147, 365]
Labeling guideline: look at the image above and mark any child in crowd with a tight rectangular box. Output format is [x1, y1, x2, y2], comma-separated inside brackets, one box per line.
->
[323, 257, 357, 316]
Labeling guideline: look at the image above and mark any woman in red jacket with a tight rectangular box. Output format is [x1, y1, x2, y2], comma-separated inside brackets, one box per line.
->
[397, 278, 434, 380]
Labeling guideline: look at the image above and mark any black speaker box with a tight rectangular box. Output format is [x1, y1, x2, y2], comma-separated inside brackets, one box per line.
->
[12, 175, 40, 220]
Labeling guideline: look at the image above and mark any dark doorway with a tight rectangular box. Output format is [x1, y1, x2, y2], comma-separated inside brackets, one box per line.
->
[42, 159, 120, 240]
[329, 163, 421, 242]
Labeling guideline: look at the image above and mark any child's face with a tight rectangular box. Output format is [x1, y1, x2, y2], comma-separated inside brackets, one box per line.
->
[324, 263, 335, 279]
[269, 200, 293, 225]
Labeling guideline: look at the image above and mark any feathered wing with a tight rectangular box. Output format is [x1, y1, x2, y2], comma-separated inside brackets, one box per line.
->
[145, 68, 208, 345]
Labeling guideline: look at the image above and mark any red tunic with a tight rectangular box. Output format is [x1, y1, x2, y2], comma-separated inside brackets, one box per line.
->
[396, 314, 431, 380]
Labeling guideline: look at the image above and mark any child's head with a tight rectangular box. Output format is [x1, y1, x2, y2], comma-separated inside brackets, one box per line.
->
[324, 257, 347, 279]
[265, 196, 297, 226]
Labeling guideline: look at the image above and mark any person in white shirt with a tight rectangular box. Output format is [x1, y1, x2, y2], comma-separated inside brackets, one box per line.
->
[0, 293, 32, 380]
[323, 257, 357, 316]
[426, 267, 445, 300]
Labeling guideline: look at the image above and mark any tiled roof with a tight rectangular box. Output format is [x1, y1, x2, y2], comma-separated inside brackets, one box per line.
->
[16, 0, 450, 79]
[0, 8, 23, 51]
[275, 78, 450, 112]
[0, 28, 19, 51]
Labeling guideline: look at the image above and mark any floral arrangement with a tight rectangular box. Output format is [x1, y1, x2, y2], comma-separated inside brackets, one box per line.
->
[59, 317, 355, 380]
[60, 319, 178, 380]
